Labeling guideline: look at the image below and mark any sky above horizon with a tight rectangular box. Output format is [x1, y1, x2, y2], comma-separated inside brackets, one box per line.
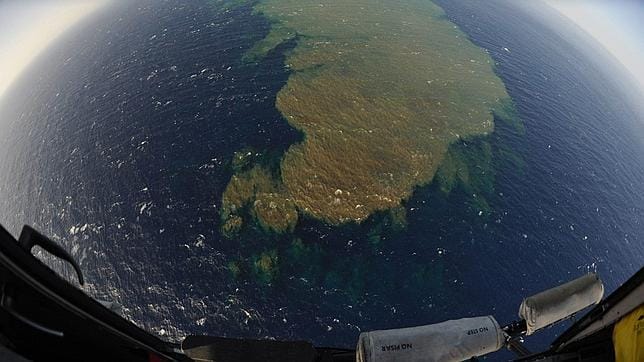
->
[545, 0, 644, 95]
[0, 0, 108, 99]
[0, 0, 642, 101]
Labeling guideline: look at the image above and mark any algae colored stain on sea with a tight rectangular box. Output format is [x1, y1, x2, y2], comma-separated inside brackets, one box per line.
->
[220, 0, 515, 235]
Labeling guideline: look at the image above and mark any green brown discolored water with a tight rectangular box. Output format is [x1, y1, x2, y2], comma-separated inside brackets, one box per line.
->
[221, 0, 515, 235]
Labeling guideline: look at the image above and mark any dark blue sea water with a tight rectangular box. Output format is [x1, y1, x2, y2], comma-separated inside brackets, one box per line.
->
[0, 0, 642, 357]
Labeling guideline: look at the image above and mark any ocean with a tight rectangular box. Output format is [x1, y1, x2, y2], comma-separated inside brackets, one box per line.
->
[0, 0, 642, 356]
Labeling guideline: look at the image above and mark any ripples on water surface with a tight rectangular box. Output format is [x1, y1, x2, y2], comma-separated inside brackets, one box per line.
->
[0, 0, 642, 353]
